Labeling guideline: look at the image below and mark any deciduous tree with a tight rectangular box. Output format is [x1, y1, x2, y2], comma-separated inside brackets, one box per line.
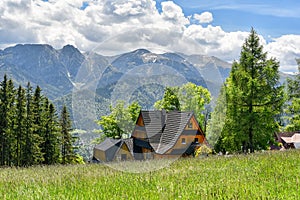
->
[154, 82, 211, 128]
[96, 101, 141, 140]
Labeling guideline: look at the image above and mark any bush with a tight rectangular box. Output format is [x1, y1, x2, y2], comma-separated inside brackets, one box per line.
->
[195, 144, 212, 157]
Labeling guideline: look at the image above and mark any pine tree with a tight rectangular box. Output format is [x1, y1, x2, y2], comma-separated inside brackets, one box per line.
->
[32, 86, 45, 164]
[218, 29, 284, 153]
[42, 99, 60, 164]
[0, 77, 68, 166]
[0, 75, 16, 166]
[23, 82, 34, 166]
[60, 105, 75, 164]
[14, 85, 26, 166]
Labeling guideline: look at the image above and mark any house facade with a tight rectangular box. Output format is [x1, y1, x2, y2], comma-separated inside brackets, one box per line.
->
[131, 110, 207, 160]
[93, 110, 208, 162]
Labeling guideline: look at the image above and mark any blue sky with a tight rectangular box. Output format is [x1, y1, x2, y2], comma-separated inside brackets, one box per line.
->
[156, 0, 300, 39]
[0, 0, 300, 72]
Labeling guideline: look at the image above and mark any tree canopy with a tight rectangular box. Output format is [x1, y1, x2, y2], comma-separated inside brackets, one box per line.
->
[215, 29, 284, 153]
[96, 101, 141, 141]
[154, 82, 211, 128]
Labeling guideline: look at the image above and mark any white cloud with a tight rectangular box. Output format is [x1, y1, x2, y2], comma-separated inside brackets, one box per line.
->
[0, 0, 299, 72]
[194, 12, 213, 24]
[266, 35, 300, 72]
[161, 1, 189, 26]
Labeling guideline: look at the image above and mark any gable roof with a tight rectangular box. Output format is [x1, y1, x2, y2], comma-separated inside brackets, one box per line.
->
[281, 133, 300, 144]
[94, 138, 122, 161]
[123, 138, 133, 154]
[94, 138, 134, 162]
[139, 110, 195, 154]
[276, 131, 300, 143]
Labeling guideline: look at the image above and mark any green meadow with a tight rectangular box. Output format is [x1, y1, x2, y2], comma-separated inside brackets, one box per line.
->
[0, 150, 299, 200]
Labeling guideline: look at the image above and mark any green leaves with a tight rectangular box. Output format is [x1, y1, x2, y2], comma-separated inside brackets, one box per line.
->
[96, 100, 141, 139]
[154, 87, 180, 111]
[216, 29, 284, 153]
[154, 82, 211, 128]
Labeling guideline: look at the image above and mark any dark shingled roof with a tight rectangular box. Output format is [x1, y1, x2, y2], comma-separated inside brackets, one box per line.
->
[94, 138, 122, 161]
[94, 138, 134, 162]
[140, 110, 193, 154]
[123, 138, 133, 154]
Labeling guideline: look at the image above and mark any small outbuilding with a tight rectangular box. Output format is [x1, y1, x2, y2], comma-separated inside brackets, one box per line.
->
[93, 138, 133, 162]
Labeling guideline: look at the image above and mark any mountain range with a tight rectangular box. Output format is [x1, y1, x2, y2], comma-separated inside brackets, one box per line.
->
[0, 44, 290, 130]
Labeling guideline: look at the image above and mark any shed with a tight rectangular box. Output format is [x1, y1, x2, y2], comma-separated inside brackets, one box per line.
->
[93, 138, 133, 162]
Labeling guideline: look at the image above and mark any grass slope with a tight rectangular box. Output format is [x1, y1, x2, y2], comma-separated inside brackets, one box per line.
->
[0, 150, 299, 199]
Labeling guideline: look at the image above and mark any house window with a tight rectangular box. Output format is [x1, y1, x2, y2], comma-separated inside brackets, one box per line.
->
[188, 122, 193, 129]
[181, 138, 186, 144]
[194, 138, 199, 143]
[121, 154, 127, 161]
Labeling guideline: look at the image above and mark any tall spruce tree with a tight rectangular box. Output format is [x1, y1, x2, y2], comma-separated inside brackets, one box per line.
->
[0, 75, 16, 166]
[0, 76, 74, 166]
[60, 105, 76, 164]
[31, 86, 45, 164]
[42, 99, 60, 164]
[15, 85, 26, 166]
[217, 29, 284, 153]
[23, 82, 34, 166]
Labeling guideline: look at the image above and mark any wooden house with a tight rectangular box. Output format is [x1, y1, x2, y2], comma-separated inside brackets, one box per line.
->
[93, 138, 133, 162]
[131, 110, 208, 160]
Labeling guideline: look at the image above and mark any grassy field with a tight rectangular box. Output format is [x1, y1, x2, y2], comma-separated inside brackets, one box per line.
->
[0, 150, 299, 200]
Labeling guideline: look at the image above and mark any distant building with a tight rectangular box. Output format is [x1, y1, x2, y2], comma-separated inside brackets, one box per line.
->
[275, 131, 300, 149]
[93, 110, 209, 162]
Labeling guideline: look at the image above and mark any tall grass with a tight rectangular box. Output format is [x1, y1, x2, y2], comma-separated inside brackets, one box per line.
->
[0, 150, 299, 199]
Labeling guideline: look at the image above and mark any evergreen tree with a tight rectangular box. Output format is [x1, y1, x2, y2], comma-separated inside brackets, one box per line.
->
[31, 85, 44, 164]
[5, 79, 16, 166]
[217, 29, 284, 153]
[60, 105, 76, 164]
[14, 85, 26, 166]
[23, 82, 34, 166]
[0, 75, 16, 166]
[42, 99, 61, 164]
[0, 76, 73, 166]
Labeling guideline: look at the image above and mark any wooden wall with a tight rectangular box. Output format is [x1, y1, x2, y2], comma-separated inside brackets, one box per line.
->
[93, 149, 106, 162]
[114, 143, 134, 161]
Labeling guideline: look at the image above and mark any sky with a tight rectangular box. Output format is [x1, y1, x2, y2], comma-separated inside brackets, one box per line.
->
[1, 0, 300, 72]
